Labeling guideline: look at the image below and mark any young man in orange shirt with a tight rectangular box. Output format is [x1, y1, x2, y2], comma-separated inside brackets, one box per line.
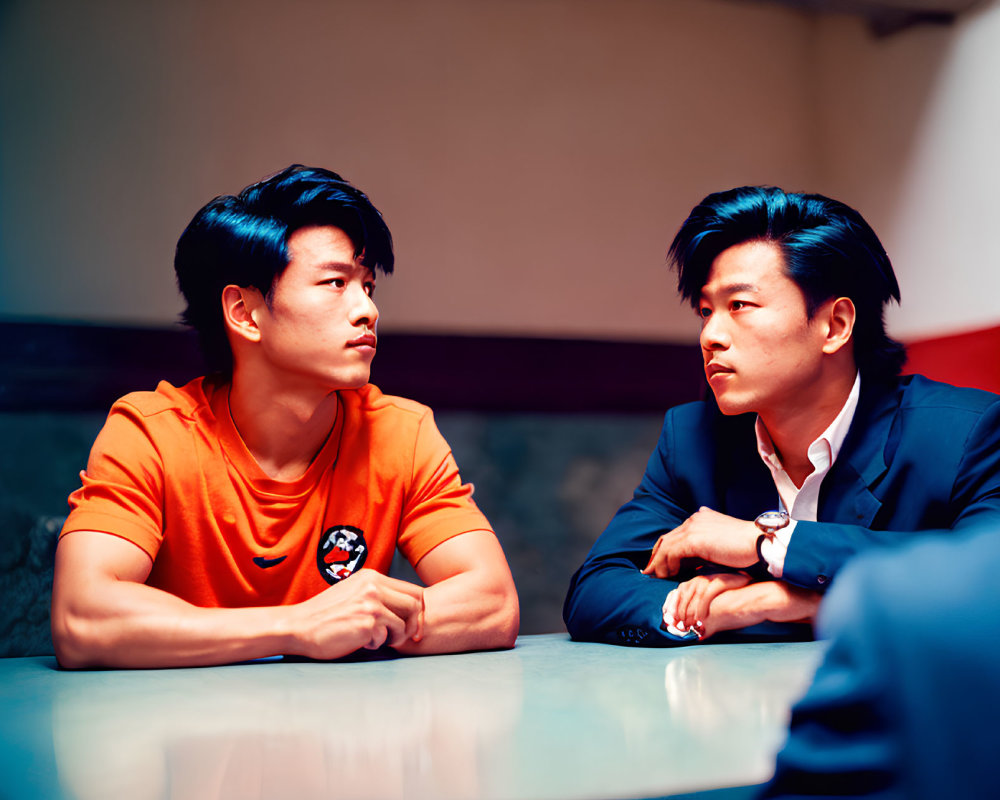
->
[52, 165, 519, 668]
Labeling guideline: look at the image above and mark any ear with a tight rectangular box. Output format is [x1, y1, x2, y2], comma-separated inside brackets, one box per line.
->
[821, 297, 856, 355]
[221, 285, 264, 344]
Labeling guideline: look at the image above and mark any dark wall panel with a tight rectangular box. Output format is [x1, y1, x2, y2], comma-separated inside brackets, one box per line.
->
[1, 321, 706, 413]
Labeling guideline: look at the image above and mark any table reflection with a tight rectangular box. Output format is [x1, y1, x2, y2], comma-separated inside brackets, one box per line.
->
[503, 641, 822, 798]
[52, 652, 523, 800]
[663, 644, 821, 739]
[27, 636, 824, 800]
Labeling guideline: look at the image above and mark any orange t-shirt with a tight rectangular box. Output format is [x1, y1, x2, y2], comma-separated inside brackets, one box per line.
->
[61, 378, 492, 608]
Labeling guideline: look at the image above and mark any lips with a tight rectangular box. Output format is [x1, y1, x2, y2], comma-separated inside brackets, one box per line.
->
[348, 333, 377, 349]
[705, 362, 734, 379]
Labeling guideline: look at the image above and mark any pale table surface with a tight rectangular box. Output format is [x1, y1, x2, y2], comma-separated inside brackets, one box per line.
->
[0, 634, 824, 800]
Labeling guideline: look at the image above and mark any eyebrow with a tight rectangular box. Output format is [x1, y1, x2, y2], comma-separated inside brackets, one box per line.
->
[315, 262, 376, 278]
[701, 282, 758, 299]
[316, 262, 359, 272]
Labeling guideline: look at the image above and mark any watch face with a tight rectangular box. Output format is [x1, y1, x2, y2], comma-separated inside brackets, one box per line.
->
[756, 510, 790, 533]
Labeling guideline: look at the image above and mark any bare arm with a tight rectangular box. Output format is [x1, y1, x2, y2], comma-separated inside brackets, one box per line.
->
[665, 576, 820, 641]
[394, 530, 519, 655]
[51, 531, 424, 669]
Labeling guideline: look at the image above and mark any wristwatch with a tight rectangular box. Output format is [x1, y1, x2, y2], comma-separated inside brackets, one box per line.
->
[754, 510, 790, 565]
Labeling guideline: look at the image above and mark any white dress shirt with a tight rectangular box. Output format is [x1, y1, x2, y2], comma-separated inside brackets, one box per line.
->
[754, 373, 861, 578]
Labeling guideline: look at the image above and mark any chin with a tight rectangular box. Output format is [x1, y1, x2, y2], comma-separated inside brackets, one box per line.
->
[711, 392, 753, 417]
[336, 371, 371, 390]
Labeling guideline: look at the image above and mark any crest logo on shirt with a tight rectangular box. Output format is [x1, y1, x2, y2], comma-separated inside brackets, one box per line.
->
[317, 525, 368, 584]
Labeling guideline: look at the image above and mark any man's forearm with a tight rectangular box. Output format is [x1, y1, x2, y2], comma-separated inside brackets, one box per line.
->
[393, 568, 518, 655]
[52, 579, 296, 669]
[707, 581, 821, 635]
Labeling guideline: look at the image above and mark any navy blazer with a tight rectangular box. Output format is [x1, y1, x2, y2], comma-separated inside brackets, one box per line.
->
[762, 527, 1000, 799]
[563, 374, 1000, 646]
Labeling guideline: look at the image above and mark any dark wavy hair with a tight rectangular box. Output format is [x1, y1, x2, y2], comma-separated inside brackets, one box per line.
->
[175, 165, 394, 375]
[668, 186, 905, 379]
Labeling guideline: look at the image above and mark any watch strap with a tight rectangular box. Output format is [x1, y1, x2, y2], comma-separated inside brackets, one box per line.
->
[755, 532, 771, 566]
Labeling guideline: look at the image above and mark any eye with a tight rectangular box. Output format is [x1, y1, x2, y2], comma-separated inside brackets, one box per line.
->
[320, 277, 346, 288]
[698, 306, 712, 319]
[364, 281, 376, 298]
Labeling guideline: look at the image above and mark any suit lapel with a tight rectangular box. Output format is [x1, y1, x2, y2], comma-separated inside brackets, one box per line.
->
[818, 379, 901, 527]
[718, 413, 781, 519]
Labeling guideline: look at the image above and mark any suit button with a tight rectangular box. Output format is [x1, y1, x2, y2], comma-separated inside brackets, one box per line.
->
[617, 626, 648, 645]
[817, 574, 828, 585]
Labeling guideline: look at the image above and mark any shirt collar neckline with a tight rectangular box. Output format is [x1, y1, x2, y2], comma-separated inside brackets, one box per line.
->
[755, 372, 862, 472]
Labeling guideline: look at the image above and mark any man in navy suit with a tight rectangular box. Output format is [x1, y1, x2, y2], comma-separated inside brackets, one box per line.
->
[762, 527, 1000, 798]
[563, 186, 1000, 646]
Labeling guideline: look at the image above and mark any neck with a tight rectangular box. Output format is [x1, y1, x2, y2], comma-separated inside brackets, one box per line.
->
[227, 372, 339, 480]
[759, 369, 856, 487]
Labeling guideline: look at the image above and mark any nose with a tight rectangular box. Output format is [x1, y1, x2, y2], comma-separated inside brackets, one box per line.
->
[699, 312, 729, 353]
[349, 285, 378, 329]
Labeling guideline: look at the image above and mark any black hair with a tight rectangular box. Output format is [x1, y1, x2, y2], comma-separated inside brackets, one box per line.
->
[174, 165, 393, 375]
[668, 186, 905, 378]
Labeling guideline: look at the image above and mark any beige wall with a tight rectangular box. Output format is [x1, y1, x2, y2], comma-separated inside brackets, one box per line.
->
[0, 0, 815, 342]
[816, 1, 1000, 339]
[2, 0, 997, 343]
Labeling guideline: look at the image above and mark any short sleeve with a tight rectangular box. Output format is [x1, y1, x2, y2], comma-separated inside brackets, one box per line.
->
[61, 400, 166, 559]
[395, 410, 493, 566]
